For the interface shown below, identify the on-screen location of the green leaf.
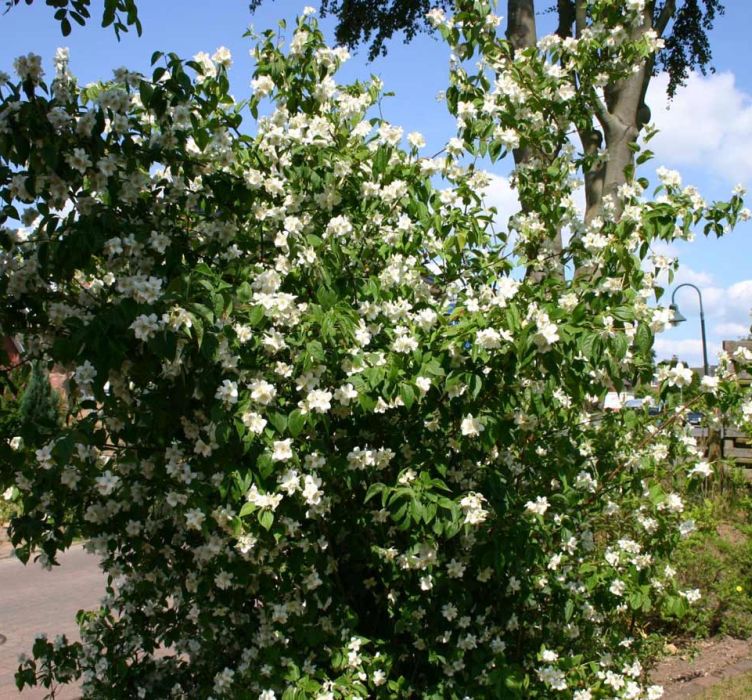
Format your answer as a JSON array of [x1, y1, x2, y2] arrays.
[[257, 454, 274, 479], [268, 411, 287, 434], [287, 409, 306, 438], [364, 482, 384, 504], [258, 510, 274, 530], [239, 502, 256, 517], [399, 383, 415, 409]]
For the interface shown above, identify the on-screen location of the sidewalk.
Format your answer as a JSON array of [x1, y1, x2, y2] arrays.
[[0, 544, 103, 698]]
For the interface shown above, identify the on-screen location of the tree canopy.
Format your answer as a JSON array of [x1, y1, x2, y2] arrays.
[[3, 0, 140, 37]]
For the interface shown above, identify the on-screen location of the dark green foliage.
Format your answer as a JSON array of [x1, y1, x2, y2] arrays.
[[2, 0, 141, 38], [656, 0, 726, 97], [17, 361, 62, 436]]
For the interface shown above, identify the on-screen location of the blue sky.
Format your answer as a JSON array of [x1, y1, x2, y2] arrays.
[[2, 1, 751, 368]]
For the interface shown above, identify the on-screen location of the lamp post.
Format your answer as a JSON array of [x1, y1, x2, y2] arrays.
[[669, 283, 709, 376]]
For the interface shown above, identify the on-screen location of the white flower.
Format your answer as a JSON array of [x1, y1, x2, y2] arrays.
[[665, 493, 684, 513], [407, 131, 425, 149], [66, 147, 92, 174], [415, 376, 432, 394], [537, 666, 567, 690], [185, 508, 206, 530], [272, 439, 293, 462], [656, 166, 682, 188], [426, 7, 446, 28], [604, 671, 625, 690], [525, 496, 549, 516], [460, 414, 484, 437], [476, 328, 502, 349], [667, 363, 693, 388], [130, 313, 162, 341], [459, 492, 489, 525], [302, 474, 323, 505], [305, 389, 332, 414], [246, 485, 283, 511], [334, 383, 358, 405], [650, 307, 673, 333], [609, 579, 626, 596], [14, 52, 44, 83], [241, 411, 267, 434], [378, 122, 403, 146], [249, 379, 277, 405], [680, 588, 701, 604], [212, 46, 232, 68], [9, 436, 23, 451], [215, 379, 238, 405], [398, 469, 416, 485], [574, 471, 597, 492], [442, 602, 458, 620], [303, 569, 322, 590], [278, 469, 300, 495], [495, 127, 520, 150], [251, 75, 274, 96], [688, 461, 712, 478], [74, 360, 97, 386], [95, 470, 120, 496], [446, 558, 466, 578], [534, 311, 559, 348], [35, 444, 54, 469], [392, 332, 418, 354], [700, 375, 719, 393], [324, 215, 352, 239]]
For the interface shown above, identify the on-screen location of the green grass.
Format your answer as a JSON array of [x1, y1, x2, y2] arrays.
[[668, 483, 752, 641]]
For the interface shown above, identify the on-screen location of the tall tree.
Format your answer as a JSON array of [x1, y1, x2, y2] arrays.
[[16, 360, 62, 436]]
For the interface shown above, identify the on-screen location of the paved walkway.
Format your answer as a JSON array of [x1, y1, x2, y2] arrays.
[[0, 545, 103, 698]]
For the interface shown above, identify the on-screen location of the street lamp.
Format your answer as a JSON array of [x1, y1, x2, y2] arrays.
[[669, 283, 709, 376]]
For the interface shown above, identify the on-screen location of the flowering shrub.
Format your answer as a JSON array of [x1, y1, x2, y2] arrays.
[[1, 2, 751, 698]]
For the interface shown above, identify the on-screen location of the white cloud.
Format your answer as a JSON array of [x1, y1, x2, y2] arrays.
[[647, 71, 752, 186], [673, 265, 714, 288], [481, 173, 519, 229], [654, 338, 721, 366], [656, 277, 752, 367], [714, 322, 749, 338]]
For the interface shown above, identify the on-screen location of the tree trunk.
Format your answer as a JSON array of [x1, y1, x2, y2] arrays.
[[507, 1, 565, 282]]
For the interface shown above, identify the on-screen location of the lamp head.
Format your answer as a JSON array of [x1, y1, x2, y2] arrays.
[[669, 303, 686, 326]]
